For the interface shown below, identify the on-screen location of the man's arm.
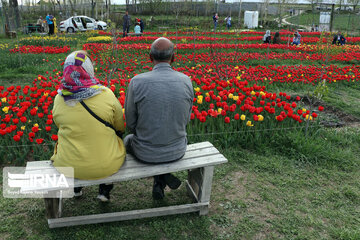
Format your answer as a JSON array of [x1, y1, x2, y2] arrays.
[[125, 81, 137, 133], [113, 96, 125, 133]]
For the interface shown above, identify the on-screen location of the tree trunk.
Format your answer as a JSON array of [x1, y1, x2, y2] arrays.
[[126, 0, 129, 11], [68, 0, 75, 15], [278, 1, 282, 28], [91, 0, 96, 18], [1, 0, 10, 32], [56, 0, 63, 14], [9, 0, 21, 29]]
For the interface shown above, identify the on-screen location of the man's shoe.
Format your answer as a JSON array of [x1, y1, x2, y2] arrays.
[[74, 187, 83, 198], [163, 173, 181, 190], [152, 179, 165, 200], [74, 190, 83, 197]]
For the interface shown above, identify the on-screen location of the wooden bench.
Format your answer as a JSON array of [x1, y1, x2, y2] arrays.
[[5, 24, 17, 39], [126, 32, 143, 37], [21, 141, 227, 228]]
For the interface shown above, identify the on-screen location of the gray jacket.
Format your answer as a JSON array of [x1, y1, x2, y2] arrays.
[[123, 14, 131, 27], [125, 63, 194, 163]]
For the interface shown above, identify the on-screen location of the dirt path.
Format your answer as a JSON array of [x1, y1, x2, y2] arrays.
[[274, 14, 312, 31]]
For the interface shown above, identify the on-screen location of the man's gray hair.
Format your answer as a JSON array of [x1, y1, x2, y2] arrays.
[[150, 37, 174, 61]]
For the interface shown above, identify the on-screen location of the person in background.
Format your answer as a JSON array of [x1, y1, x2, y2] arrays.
[[134, 22, 141, 36], [42, 18, 48, 33], [124, 38, 194, 200], [263, 30, 271, 44], [332, 31, 346, 45], [292, 31, 301, 45], [123, 11, 131, 37], [315, 25, 319, 32], [51, 50, 126, 202], [53, 17, 57, 34], [137, 18, 144, 33], [226, 16, 231, 30], [36, 16, 43, 32], [213, 13, 219, 31], [273, 32, 281, 44], [46, 13, 54, 35]]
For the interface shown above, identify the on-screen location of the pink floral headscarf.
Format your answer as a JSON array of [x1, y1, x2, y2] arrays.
[[58, 51, 104, 103]]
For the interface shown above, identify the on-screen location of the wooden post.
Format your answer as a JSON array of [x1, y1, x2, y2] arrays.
[[238, 0, 242, 28], [198, 166, 214, 215], [44, 198, 61, 219], [187, 166, 214, 215], [330, 4, 335, 32], [44, 191, 63, 219]]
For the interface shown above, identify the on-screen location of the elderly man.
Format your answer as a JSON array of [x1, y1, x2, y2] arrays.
[[124, 38, 194, 200], [123, 11, 131, 37]]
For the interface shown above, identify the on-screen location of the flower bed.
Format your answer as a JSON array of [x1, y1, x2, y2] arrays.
[[9, 45, 71, 54]]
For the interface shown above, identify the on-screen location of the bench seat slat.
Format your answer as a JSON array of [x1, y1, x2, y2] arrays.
[[74, 154, 227, 187], [119, 146, 220, 169], [23, 145, 221, 174]]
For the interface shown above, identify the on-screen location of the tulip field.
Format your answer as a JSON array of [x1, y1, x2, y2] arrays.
[[0, 30, 360, 239], [1, 30, 359, 164]]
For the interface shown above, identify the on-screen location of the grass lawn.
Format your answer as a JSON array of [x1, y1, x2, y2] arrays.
[[1, 126, 359, 240], [287, 12, 360, 33]]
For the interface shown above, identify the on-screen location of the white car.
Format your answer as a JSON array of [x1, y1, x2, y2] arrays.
[[59, 16, 107, 33]]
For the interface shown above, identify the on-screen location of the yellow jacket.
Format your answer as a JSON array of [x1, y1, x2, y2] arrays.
[[51, 87, 126, 180]]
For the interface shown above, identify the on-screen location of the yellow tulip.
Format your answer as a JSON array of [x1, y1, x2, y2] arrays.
[[1, 97, 6, 102], [246, 121, 254, 127], [258, 115, 264, 121], [2, 107, 9, 113], [240, 115, 246, 121]]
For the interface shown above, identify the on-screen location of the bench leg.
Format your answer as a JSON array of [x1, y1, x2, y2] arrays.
[[187, 166, 214, 215], [44, 191, 63, 219]]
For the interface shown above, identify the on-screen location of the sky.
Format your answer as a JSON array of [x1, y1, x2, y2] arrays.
[[0, 0, 344, 8]]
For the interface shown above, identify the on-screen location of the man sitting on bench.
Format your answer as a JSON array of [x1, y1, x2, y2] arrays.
[[124, 37, 194, 200]]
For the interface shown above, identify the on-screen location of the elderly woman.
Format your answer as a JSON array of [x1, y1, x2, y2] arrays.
[[51, 50, 126, 202], [263, 30, 271, 44]]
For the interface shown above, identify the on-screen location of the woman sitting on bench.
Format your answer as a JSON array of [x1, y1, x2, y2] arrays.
[[51, 50, 126, 202]]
